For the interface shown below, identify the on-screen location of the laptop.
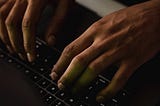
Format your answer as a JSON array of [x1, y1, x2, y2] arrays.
[[0, 1, 159, 106]]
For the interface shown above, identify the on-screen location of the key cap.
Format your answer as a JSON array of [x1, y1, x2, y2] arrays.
[[76, 102, 88, 106], [55, 91, 68, 100], [38, 88, 47, 97], [38, 67, 47, 74], [0, 53, 5, 59], [38, 78, 50, 88], [44, 71, 52, 80], [43, 94, 56, 104], [30, 73, 42, 82], [46, 84, 59, 94], [64, 97, 77, 105], [22, 69, 32, 76], [51, 99, 66, 106]]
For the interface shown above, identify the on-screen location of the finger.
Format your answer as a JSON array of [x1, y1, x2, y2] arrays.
[[57, 41, 110, 90], [0, 0, 15, 53], [22, 0, 46, 62], [5, 0, 27, 60], [0, 0, 7, 7], [45, 0, 75, 46], [96, 61, 136, 102], [72, 47, 124, 93], [50, 33, 94, 80], [50, 20, 111, 80]]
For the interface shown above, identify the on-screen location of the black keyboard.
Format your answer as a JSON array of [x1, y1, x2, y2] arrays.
[[0, 38, 128, 106]]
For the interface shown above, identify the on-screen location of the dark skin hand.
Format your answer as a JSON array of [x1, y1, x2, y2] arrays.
[[50, 0, 160, 102], [0, 0, 75, 62]]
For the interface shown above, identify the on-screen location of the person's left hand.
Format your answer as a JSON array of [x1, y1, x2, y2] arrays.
[[50, 0, 160, 102], [0, 0, 74, 62]]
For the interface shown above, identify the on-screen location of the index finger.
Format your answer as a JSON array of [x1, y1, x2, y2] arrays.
[[22, 0, 46, 62]]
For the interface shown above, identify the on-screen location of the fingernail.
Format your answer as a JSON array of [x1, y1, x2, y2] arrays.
[[51, 65, 56, 72], [96, 96, 104, 102], [47, 35, 56, 46], [6, 45, 14, 54], [27, 53, 35, 62], [50, 72, 58, 80], [58, 82, 65, 90]]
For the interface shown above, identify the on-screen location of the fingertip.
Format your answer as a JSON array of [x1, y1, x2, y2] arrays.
[[96, 92, 112, 103], [58, 82, 65, 90], [50, 72, 58, 80], [96, 87, 115, 103], [27, 52, 36, 62]]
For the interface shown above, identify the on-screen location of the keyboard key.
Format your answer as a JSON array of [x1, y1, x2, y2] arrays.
[[16, 64, 23, 69], [38, 88, 47, 97], [38, 78, 50, 88], [23, 69, 32, 76], [51, 99, 65, 106], [7, 58, 14, 63], [98, 103, 108, 106], [30, 73, 42, 82], [55, 91, 68, 100], [76, 102, 88, 106], [43, 94, 56, 104], [64, 97, 77, 105], [46, 84, 59, 94], [107, 101, 118, 106], [44, 71, 52, 80], [113, 91, 128, 105], [38, 67, 47, 74], [0, 53, 5, 58], [43, 56, 58, 68]]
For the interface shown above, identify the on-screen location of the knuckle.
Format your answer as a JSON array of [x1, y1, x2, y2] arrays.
[[91, 21, 103, 31], [62, 44, 77, 58], [22, 19, 33, 29], [73, 55, 86, 65], [5, 17, 15, 28], [89, 61, 102, 73]]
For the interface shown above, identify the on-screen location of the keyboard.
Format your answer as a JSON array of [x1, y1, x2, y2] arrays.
[[0, 38, 128, 106]]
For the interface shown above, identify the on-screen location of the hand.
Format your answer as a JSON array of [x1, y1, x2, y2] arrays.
[[0, 0, 74, 62], [50, 0, 160, 102]]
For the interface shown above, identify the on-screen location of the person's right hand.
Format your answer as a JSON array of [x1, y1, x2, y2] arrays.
[[50, 0, 160, 102], [0, 0, 74, 62]]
